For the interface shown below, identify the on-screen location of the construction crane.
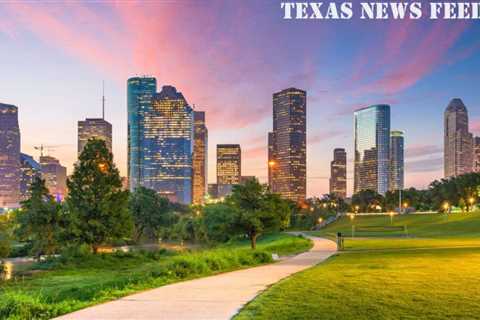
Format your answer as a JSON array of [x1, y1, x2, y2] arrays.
[[33, 144, 69, 157]]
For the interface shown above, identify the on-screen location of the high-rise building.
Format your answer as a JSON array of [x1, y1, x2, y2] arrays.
[[444, 98, 474, 178], [19, 153, 41, 201], [217, 144, 241, 185], [0, 103, 21, 209], [141, 85, 194, 204], [329, 148, 347, 198], [192, 111, 208, 205], [127, 76, 157, 191], [78, 118, 112, 156], [208, 183, 219, 199], [354, 104, 390, 195], [268, 132, 275, 187], [474, 137, 480, 173], [389, 130, 404, 191], [240, 176, 256, 184], [40, 155, 67, 201], [269, 88, 306, 203]]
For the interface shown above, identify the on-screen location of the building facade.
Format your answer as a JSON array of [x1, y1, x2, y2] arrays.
[[192, 111, 208, 205], [142, 86, 194, 204], [474, 137, 480, 173], [0, 103, 21, 208], [329, 148, 347, 198], [389, 130, 404, 191], [354, 104, 391, 195], [217, 144, 241, 185], [20, 153, 42, 201], [127, 76, 157, 191], [269, 88, 306, 203], [78, 118, 112, 157], [40, 155, 67, 201], [268, 132, 275, 187], [444, 98, 474, 178], [240, 176, 256, 184]]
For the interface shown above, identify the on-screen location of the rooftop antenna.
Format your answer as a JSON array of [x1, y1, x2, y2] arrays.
[[102, 80, 105, 120]]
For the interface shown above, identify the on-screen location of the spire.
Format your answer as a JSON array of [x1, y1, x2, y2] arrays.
[[102, 80, 105, 120]]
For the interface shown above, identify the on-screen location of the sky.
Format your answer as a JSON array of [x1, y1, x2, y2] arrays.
[[0, 1, 479, 197]]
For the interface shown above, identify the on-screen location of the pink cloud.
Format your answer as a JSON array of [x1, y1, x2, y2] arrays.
[[350, 20, 469, 97], [1, 2, 279, 130], [4, 2, 129, 79], [308, 130, 345, 144], [406, 144, 443, 159], [243, 145, 266, 159], [471, 118, 480, 135], [374, 22, 467, 94]]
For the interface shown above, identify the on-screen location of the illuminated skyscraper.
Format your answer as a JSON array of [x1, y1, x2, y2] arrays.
[[268, 132, 275, 187], [217, 144, 241, 185], [40, 155, 67, 201], [0, 103, 20, 208], [329, 148, 347, 198], [270, 88, 306, 203], [240, 176, 256, 184], [389, 130, 404, 191], [127, 76, 157, 191], [19, 153, 41, 201], [192, 111, 208, 205], [444, 98, 474, 178], [474, 137, 480, 173], [78, 118, 112, 157], [142, 86, 194, 204], [354, 104, 390, 195]]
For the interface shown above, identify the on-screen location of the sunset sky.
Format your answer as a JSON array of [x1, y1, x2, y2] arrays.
[[1, 1, 479, 197]]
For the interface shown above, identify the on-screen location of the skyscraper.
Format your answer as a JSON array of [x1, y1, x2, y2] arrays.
[[269, 88, 306, 203], [78, 118, 112, 156], [389, 130, 404, 191], [40, 155, 67, 201], [354, 104, 390, 195], [0, 103, 20, 208], [127, 76, 157, 191], [19, 153, 41, 201], [142, 85, 194, 204], [474, 137, 480, 173], [329, 148, 347, 198], [192, 111, 208, 205], [444, 98, 474, 178], [217, 144, 241, 185], [268, 132, 275, 187]]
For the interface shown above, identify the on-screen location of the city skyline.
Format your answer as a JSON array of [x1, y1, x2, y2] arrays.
[[1, 2, 480, 197]]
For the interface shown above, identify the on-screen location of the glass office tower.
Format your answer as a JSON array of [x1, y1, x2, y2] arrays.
[[20, 153, 42, 201], [389, 130, 404, 191], [475, 137, 480, 173], [127, 76, 157, 191], [143, 86, 194, 204], [329, 148, 347, 198], [40, 155, 67, 201], [270, 88, 307, 203], [354, 104, 390, 195], [0, 103, 21, 209], [192, 111, 208, 205], [78, 118, 112, 157], [444, 98, 474, 178], [217, 144, 241, 185]]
